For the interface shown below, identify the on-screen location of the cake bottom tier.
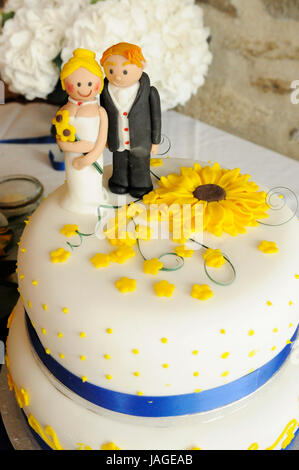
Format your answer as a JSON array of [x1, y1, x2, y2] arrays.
[[6, 300, 299, 450]]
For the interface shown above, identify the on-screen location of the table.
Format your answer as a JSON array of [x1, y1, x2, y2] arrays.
[[0, 102, 298, 450]]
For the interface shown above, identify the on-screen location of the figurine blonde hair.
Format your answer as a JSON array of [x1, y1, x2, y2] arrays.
[[100, 42, 146, 68], [60, 48, 104, 92]]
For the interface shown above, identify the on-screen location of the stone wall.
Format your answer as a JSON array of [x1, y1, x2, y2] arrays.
[[177, 0, 299, 161]]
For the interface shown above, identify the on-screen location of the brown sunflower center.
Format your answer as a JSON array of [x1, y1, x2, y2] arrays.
[[193, 184, 226, 202]]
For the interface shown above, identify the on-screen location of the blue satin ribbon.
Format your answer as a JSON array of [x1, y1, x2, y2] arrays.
[[0, 135, 55, 144], [25, 311, 298, 418]]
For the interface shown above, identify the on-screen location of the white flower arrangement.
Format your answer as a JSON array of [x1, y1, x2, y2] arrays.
[[0, 0, 212, 109]]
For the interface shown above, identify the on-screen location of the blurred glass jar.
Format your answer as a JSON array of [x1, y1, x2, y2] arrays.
[[0, 175, 44, 219]]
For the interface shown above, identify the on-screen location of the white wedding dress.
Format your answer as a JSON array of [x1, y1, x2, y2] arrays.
[[61, 114, 105, 215]]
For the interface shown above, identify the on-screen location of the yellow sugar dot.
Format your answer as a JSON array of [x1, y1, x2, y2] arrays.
[[27, 301, 32, 308], [57, 332, 63, 338], [194, 389, 202, 393], [106, 375, 112, 380], [32, 280, 38, 286], [162, 363, 169, 369], [192, 350, 199, 355], [266, 301, 272, 306], [165, 384, 171, 387], [193, 371, 199, 377], [42, 304, 48, 311], [221, 371, 229, 377], [286, 339, 292, 345], [19, 274, 24, 280], [45, 348, 51, 355], [132, 349, 139, 355], [295, 274, 299, 279], [41, 328, 46, 335], [248, 368, 255, 374], [289, 301, 293, 306], [221, 352, 230, 359], [137, 391, 143, 396], [106, 328, 113, 334], [248, 350, 256, 357], [220, 329, 226, 335], [59, 353, 65, 359], [80, 356, 86, 361], [82, 376, 87, 383], [80, 332, 86, 338], [273, 328, 278, 333], [62, 307, 69, 314], [161, 337, 168, 344], [248, 329, 254, 336], [289, 323, 293, 328], [134, 371, 140, 377], [271, 346, 276, 351], [104, 354, 111, 360], [21, 248, 26, 253]]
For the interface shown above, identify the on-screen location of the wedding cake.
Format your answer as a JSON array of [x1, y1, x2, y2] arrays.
[[5, 156, 299, 450]]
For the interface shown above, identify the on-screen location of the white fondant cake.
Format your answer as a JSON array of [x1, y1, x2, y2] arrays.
[[6, 158, 299, 450]]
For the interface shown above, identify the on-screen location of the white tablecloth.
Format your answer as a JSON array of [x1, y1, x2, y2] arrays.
[[0, 102, 298, 199]]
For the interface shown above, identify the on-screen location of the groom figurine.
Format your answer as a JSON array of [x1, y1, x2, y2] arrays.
[[100, 42, 161, 198]]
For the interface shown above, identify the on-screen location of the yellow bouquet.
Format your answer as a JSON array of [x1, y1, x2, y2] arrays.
[[52, 110, 76, 142]]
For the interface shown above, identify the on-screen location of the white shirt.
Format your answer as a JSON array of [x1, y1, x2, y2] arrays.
[[108, 82, 140, 152]]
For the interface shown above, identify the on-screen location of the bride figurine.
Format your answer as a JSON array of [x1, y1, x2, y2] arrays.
[[52, 48, 108, 215]]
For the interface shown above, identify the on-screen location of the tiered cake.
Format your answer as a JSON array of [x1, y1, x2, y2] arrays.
[[5, 158, 299, 450]]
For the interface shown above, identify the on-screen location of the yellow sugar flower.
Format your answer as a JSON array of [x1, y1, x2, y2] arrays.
[[174, 245, 194, 258], [143, 258, 164, 275], [154, 280, 175, 298], [110, 245, 136, 264], [135, 224, 152, 241], [115, 277, 137, 293], [108, 231, 137, 247], [52, 110, 76, 142], [90, 253, 110, 268], [126, 202, 147, 219], [143, 163, 269, 237], [191, 284, 214, 301], [203, 248, 225, 268], [50, 248, 71, 264], [258, 240, 279, 254], [60, 224, 79, 237], [101, 442, 121, 450], [150, 158, 163, 167]]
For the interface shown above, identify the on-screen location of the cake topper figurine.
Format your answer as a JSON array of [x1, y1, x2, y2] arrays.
[[100, 42, 161, 198], [52, 48, 108, 214]]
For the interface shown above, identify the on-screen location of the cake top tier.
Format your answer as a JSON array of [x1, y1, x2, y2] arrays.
[[17, 158, 299, 396]]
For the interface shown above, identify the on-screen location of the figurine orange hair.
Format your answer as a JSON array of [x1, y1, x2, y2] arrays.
[[100, 42, 146, 68]]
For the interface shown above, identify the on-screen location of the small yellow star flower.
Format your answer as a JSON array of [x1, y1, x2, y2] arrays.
[[115, 277, 137, 293], [191, 284, 213, 301], [154, 280, 175, 298], [203, 248, 225, 268], [126, 202, 147, 219], [150, 158, 163, 167], [135, 224, 152, 241], [108, 231, 137, 247], [174, 245, 194, 258], [60, 224, 79, 237], [143, 258, 163, 275], [50, 248, 71, 264], [258, 240, 279, 254], [110, 245, 136, 264], [90, 253, 110, 269], [101, 442, 121, 450]]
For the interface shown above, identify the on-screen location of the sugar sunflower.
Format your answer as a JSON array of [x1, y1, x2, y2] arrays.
[[143, 163, 269, 237]]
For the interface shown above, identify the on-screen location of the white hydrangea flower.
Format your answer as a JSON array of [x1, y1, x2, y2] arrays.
[[0, 0, 90, 99], [62, 0, 212, 110]]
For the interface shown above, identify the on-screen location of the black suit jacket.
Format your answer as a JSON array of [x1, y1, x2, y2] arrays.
[[100, 73, 161, 158]]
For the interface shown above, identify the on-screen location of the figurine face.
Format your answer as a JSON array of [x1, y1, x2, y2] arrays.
[[103, 54, 144, 88], [64, 67, 102, 101]]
